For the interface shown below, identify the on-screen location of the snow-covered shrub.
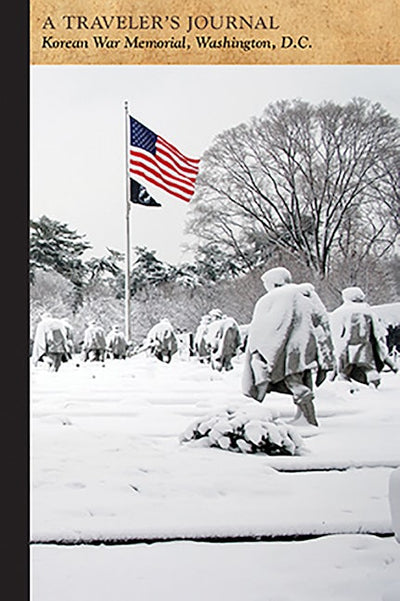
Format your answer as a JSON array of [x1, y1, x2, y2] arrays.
[[180, 405, 304, 456]]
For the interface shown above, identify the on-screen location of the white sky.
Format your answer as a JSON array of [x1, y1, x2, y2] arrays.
[[30, 65, 400, 264]]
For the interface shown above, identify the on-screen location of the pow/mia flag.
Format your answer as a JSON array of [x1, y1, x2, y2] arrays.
[[130, 178, 162, 207]]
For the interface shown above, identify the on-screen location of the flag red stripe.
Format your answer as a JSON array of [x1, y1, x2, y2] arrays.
[[129, 168, 191, 202], [129, 150, 195, 193], [129, 161, 194, 198], [130, 148, 196, 185], [158, 136, 200, 167], [157, 144, 199, 176], [156, 144, 199, 179], [157, 143, 200, 175], [129, 155, 195, 196], [155, 150, 197, 182], [129, 157, 195, 196]]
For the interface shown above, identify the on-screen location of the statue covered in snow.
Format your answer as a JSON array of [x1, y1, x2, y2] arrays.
[[297, 282, 336, 387], [330, 287, 398, 388], [82, 319, 106, 362], [144, 318, 178, 363], [62, 318, 75, 357], [193, 309, 221, 362], [193, 313, 213, 363], [203, 313, 242, 372], [238, 323, 250, 353], [242, 267, 335, 427], [106, 325, 128, 359], [32, 312, 72, 372]]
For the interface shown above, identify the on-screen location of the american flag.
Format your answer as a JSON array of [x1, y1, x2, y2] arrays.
[[128, 116, 200, 203]]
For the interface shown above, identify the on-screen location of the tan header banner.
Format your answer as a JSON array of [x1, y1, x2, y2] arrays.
[[31, 0, 399, 65]]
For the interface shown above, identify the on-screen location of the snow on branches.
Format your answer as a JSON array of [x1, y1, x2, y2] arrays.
[[180, 404, 304, 456]]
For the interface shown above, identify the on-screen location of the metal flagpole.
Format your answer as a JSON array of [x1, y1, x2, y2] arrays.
[[124, 100, 131, 341]]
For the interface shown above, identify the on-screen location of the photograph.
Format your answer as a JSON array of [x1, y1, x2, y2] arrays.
[[29, 57, 400, 601]]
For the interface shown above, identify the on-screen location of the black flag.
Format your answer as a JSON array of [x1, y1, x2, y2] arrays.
[[130, 178, 162, 207]]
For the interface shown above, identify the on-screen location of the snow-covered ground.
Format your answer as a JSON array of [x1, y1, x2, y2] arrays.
[[30, 352, 400, 599]]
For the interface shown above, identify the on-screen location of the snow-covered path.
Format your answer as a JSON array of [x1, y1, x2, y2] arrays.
[[30, 353, 400, 600], [31, 536, 400, 601], [30, 354, 400, 542]]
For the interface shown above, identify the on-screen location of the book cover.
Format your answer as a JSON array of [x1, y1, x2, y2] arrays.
[[30, 2, 400, 599]]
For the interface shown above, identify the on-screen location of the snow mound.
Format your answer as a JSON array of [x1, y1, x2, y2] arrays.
[[180, 405, 304, 456]]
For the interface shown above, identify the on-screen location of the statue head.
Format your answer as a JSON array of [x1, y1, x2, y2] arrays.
[[261, 267, 292, 292]]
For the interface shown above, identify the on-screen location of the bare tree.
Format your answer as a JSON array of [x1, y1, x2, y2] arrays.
[[187, 98, 400, 280]]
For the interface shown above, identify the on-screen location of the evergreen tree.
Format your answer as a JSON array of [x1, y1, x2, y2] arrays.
[[130, 247, 173, 295], [194, 244, 242, 281], [30, 215, 92, 311], [170, 262, 202, 288], [85, 248, 124, 283]]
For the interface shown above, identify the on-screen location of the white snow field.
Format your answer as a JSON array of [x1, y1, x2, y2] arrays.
[[30, 352, 400, 600]]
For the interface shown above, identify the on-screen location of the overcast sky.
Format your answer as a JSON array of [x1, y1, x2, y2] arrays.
[[30, 65, 400, 265]]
